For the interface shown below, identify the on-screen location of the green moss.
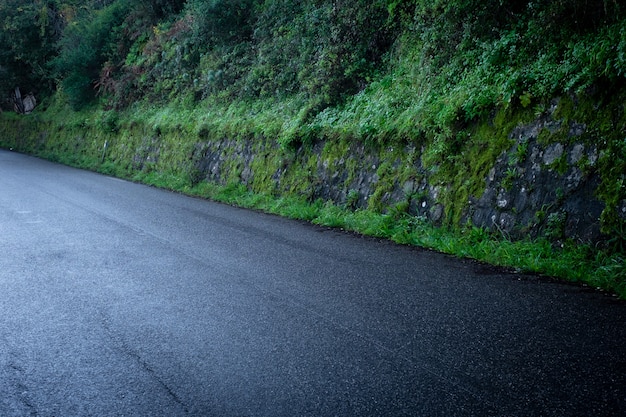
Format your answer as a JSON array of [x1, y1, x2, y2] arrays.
[[556, 153, 570, 175], [279, 147, 320, 200], [345, 189, 360, 210], [561, 93, 626, 240], [249, 149, 283, 194], [427, 108, 516, 226], [536, 128, 552, 146], [553, 96, 575, 126]]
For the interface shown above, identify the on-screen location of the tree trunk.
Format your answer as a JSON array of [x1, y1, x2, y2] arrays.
[[12, 87, 36, 114]]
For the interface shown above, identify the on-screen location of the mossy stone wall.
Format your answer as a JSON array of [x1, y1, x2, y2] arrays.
[[1, 96, 623, 246]]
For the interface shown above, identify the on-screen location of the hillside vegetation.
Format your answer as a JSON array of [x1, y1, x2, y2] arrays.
[[1, 0, 625, 296], [4, 1, 625, 123]]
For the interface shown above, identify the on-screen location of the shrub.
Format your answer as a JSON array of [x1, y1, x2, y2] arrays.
[[51, 0, 132, 109]]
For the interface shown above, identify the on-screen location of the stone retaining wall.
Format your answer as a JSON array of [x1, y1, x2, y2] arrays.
[[189, 101, 616, 244]]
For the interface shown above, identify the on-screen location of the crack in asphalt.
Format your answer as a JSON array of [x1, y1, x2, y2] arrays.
[[2, 352, 38, 417], [97, 312, 190, 414]]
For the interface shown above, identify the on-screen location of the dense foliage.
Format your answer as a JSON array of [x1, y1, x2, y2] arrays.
[[2, 1, 623, 113], [0, 0, 61, 98], [0, 0, 622, 139]]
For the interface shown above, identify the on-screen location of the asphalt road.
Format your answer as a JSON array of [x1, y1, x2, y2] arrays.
[[1, 149, 625, 416]]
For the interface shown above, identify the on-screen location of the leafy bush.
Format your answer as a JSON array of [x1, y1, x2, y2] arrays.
[[245, 0, 393, 106], [51, 0, 132, 109], [131, 0, 186, 22], [0, 0, 61, 99], [186, 0, 255, 48]]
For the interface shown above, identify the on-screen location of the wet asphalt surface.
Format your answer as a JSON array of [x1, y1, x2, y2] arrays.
[[1, 149, 625, 416]]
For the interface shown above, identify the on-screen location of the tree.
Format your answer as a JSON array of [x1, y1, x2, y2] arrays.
[[51, 0, 131, 109], [247, 0, 391, 105], [0, 0, 61, 106]]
